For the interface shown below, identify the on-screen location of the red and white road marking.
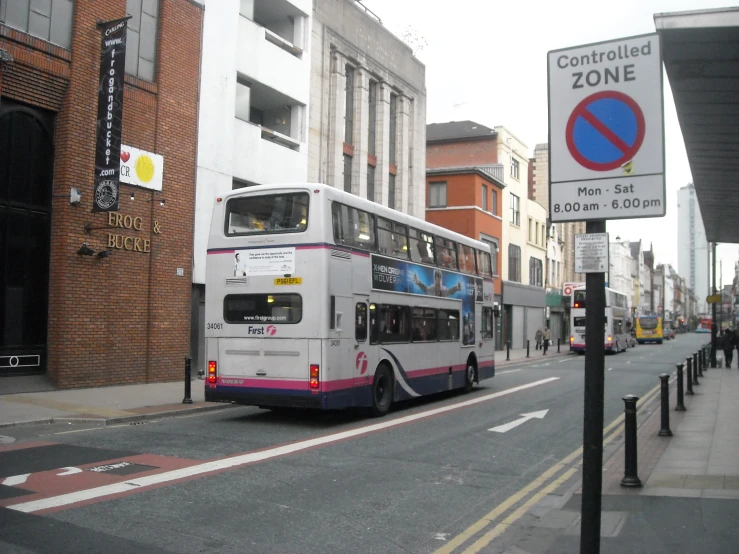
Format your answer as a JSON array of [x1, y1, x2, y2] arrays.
[[6, 377, 559, 514]]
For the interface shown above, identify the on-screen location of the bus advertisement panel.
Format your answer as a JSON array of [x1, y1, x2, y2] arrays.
[[371, 254, 483, 346]]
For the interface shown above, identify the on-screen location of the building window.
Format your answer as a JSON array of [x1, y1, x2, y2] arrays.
[[343, 155, 352, 193], [482, 184, 488, 212], [126, 0, 160, 82], [508, 244, 521, 283], [368, 80, 377, 156], [0, 0, 73, 49], [429, 181, 447, 208], [389, 93, 398, 165], [510, 193, 520, 226], [511, 157, 520, 180], [491, 190, 497, 216], [529, 257, 543, 287], [344, 64, 354, 145], [528, 218, 534, 242], [367, 165, 375, 202], [235, 76, 251, 122], [388, 173, 396, 210], [481, 237, 499, 276]]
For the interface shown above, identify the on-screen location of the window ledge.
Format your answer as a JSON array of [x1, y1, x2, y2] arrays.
[[0, 23, 71, 61], [125, 73, 158, 94], [264, 28, 303, 58], [260, 126, 300, 151]]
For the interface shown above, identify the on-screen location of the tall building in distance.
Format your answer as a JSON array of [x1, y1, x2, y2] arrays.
[[677, 183, 709, 314]]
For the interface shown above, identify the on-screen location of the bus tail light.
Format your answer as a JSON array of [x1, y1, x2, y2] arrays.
[[208, 361, 217, 384], [607, 336, 612, 342], [310, 364, 319, 389], [570, 336, 574, 343]]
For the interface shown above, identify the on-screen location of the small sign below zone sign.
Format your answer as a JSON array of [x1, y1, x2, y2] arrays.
[[274, 277, 302, 286]]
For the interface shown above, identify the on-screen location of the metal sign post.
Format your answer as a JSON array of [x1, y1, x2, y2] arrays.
[[548, 32, 665, 554]]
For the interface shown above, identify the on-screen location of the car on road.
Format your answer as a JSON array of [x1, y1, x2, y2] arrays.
[[627, 332, 637, 348], [664, 327, 675, 340]]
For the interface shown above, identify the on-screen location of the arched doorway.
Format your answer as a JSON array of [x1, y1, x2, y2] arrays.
[[0, 102, 54, 376]]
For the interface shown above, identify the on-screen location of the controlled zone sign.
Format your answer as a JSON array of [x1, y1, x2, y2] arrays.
[[548, 33, 665, 222]]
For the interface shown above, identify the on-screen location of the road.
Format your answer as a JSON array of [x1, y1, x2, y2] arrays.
[[0, 334, 708, 554]]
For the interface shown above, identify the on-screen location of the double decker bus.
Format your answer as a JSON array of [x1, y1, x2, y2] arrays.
[[569, 286, 630, 354], [203, 183, 496, 417], [696, 316, 712, 333], [636, 315, 663, 344]]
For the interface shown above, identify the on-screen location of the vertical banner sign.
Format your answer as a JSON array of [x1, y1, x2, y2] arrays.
[[92, 18, 129, 213]]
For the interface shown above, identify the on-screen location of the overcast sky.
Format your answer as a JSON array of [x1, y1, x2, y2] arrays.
[[364, 0, 738, 290]]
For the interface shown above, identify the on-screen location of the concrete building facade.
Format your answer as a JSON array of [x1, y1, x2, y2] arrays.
[[307, 0, 426, 218]]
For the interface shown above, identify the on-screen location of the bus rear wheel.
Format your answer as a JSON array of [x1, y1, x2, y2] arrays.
[[370, 364, 394, 418], [464, 359, 476, 392]]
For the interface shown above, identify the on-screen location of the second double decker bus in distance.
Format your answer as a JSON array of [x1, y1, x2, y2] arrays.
[[204, 183, 496, 417], [570, 286, 630, 354], [696, 316, 712, 333], [636, 315, 663, 344]]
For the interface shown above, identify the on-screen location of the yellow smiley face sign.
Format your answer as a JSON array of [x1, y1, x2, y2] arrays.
[[119, 145, 163, 191]]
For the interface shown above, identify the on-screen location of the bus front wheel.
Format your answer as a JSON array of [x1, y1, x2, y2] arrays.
[[370, 364, 394, 418]]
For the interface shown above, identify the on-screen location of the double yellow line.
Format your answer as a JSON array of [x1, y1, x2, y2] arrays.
[[435, 379, 665, 554]]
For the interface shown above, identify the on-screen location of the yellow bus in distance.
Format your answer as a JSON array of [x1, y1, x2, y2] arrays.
[[636, 316, 663, 344]]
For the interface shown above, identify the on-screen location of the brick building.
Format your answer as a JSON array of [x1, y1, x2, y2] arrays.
[[0, 0, 203, 388], [427, 121, 547, 350]]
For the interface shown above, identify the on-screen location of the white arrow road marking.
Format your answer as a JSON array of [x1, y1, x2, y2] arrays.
[[607, 367, 613, 371], [488, 409, 549, 433], [56, 467, 82, 476], [2, 474, 30, 486]]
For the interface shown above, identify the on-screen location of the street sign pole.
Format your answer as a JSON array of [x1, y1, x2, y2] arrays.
[[581, 220, 606, 553], [548, 32, 665, 554]]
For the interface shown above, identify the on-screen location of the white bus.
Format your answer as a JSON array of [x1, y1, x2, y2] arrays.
[[569, 286, 630, 354], [204, 183, 496, 416]]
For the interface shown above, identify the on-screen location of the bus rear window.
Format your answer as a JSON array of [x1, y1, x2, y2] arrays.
[[225, 193, 309, 235], [573, 290, 586, 308], [639, 318, 658, 330], [224, 294, 302, 324], [573, 317, 586, 327]]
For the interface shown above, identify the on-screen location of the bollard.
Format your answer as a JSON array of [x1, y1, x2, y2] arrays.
[[692, 354, 700, 386], [703, 346, 709, 371], [696, 352, 703, 378], [557, 338, 561, 353], [183, 357, 193, 404], [506, 341, 510, 361], [658, 374, 672, 437], [675, 363, 686, 411], [620, 394, 643, 488], [526, 339, 530, 358], [685, 358, 694, 395]]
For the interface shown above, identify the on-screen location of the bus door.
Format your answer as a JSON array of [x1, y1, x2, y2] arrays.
[[354, 298, 376, 400]]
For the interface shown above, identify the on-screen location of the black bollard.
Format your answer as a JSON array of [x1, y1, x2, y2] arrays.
[[695, 352, 703, 378], [703, 346, 709, 371], [183, 357, 193, 404], [675, 363, 686, 412], [692, 354, 700, 386], [557, 338, 561, 353], [527, 339, 530, 358], [506, 341, 510, 361], [686, 358, 694, 395], [658, 374, 672, 437], [620, 394, 643, 488]]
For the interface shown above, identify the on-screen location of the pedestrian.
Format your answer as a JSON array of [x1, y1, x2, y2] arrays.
[[543, 327, 552, 355], [734, 328, 739, 369], [721, 328, 734, 368], [535, 328, 543, 350]]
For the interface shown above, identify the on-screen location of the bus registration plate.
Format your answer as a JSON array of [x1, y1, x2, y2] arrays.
[[274, 277, 302, 285]]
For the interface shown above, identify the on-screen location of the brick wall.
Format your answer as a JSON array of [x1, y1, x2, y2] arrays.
[[1, 1, 202, 388], [426, 139, 498, 168]]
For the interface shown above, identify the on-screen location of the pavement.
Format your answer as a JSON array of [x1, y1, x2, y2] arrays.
[[0, 377, 229, 428], [482, 344, 739, 554]]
